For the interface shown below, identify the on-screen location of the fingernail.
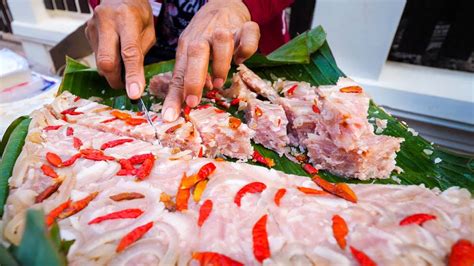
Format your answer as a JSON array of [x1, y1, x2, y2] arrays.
[[213, 78, 224, 88], [127, 83, 141, 99], [163, 108, 176, 122], [186, 95, 199, 107]]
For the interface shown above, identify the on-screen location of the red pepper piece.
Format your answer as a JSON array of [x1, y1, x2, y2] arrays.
[[302, 163, 318, 175], [448, 239, 474, 266], [230, 98, 240, 106], [165, 124, 182, 134], [197, 199, 213, 227], [350, 246, 377, 266], [312, 176, 357, 203], [58, 192, 98, 219], [183, 105, 191, 116], [35, 181, 62, 203], [198, 147, 204, 158], [61, 154, 81, 167], [73, 137, 83, 150], [176, 173, 191, 211], [45, 200, 71, 226], [46, 152, 63, 167], [88, 208, 143, 225], [43, 125, 62, 131], [151, 115, 158, 122], [101, 117, 118, 124], [119, 159, 134, 170], [66, 127, 74, 136], [192, 252, 243, 266], [111, 110, 132, 120], [197, 162, 216, 180], [61, 107, 83, 116], [197, 104, 212, 110], [287, 84, 298, 96], [128, 153, 154, 164], [295, 154, 308, 162], [340, 86, 363, 93], [228, 117, 242, 129], [297, 186, 329, 195], [116, 222, 154, 253], [41, 164, 58, 179], [125, 117, 147, 126], [73, 96, 81, 102], [206, 89, 219, 99], [109, 192, 145, 202], [252, 214, 270, 263], [254, 106, 263, 117], [116, 169, 136, 176], [214, 108, 225, 114], [100, 139, 134, 150], [332, 214, 349, 249], [399, 213, 437, 226], [234, 182, 267, 207], [274, 188, 286, 207], [80, 149, 115, 161], [136, 111, 144, 116], [312, 104, 321, 114], [136, 157, 155, 180], [252, 151, 274, 168]]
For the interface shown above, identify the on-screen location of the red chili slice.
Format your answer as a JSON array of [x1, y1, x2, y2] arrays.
[[228, 117, 242, 129], [73, 137, 83, 150], [399, 213, 437, 226], [230, 98, 240, 106], [111, 110, 132, 120], [35, 181, 62, 203], [252, 151, 275, 168], [136, 157, 155, 180], [340, 86, 363, 93], [302, 163, 318, 175], [287, 84, 298, 96], [252, 214, 270, 263], [116, 222, 154, 253], [43, 125, 62, 131], [100, 139, 134, 150], [197, 104, 212, 110], [312, 176, 358, 203], [61, 107, 83, 116], [80, 149, 115, 161], [73, 96, 81, 102], [46, 152, 63, 167], [128, 153, 154, 164], [58, 192, 98, 219], [109, 192, 145, 201], [206, 89, 219, 99], [197, 162, 217, 180], [297, 186, 329, 195], [234, 182, 267, 207], [165, 124, 182, 134], [176, 173, 191, 211], [197, 199, 213, 227], [332, 214, 349, 249], [45, 200, 71, 226], [41, 164, 58, 179], [192, 252, 243, 266], [198, 147, 204, 158], [125, 117, 147, 126], [274, 188, 286, 207], [136, 111, 144, 116], [312, 104, 321, 114], [254, 106, 263, 117], [66, 127, 74, 136], [61, 154, 81, 167], [214, 108, 225, 114], [119, 159, 134, 170], [88, 208, 143, 225], [448, 239, 474, 266], [350, 246, 377, 266]]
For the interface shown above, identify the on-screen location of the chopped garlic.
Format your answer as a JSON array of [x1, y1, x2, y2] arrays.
[[423, 149, 433, 155], [407, 128, 419, 136], [375, 127, 384, 134], [101, 89, 106, 94], [375, 118, 388, 129], [394, 166, 404, 174], [434, 158, 442, 164], [391, 175, 402, 184]]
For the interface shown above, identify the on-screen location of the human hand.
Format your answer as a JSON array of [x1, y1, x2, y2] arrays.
[[162, 0, 260, 122], [85, 0, 156, 99]]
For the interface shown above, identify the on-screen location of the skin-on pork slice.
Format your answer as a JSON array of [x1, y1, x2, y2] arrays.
[[189, 106, 255, 160], [48, 92, 202, 155], [245, 98, 290, 156]]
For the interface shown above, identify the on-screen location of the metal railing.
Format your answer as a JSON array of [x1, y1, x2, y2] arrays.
[[0, 0, 12, 33], [43, 0, 91, 14]]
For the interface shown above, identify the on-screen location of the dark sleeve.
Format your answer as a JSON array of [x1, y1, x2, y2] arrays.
[[242, 0, 294, 25]]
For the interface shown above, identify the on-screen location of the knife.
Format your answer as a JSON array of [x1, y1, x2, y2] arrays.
[[121, 60, 160, 142]]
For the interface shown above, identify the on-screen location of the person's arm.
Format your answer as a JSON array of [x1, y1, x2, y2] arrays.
[[85, 0, 156, 99], [162, 0, 260, 122]]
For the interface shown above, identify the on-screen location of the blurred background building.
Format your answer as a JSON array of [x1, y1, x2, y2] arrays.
[[1, 0, 473, 153]]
